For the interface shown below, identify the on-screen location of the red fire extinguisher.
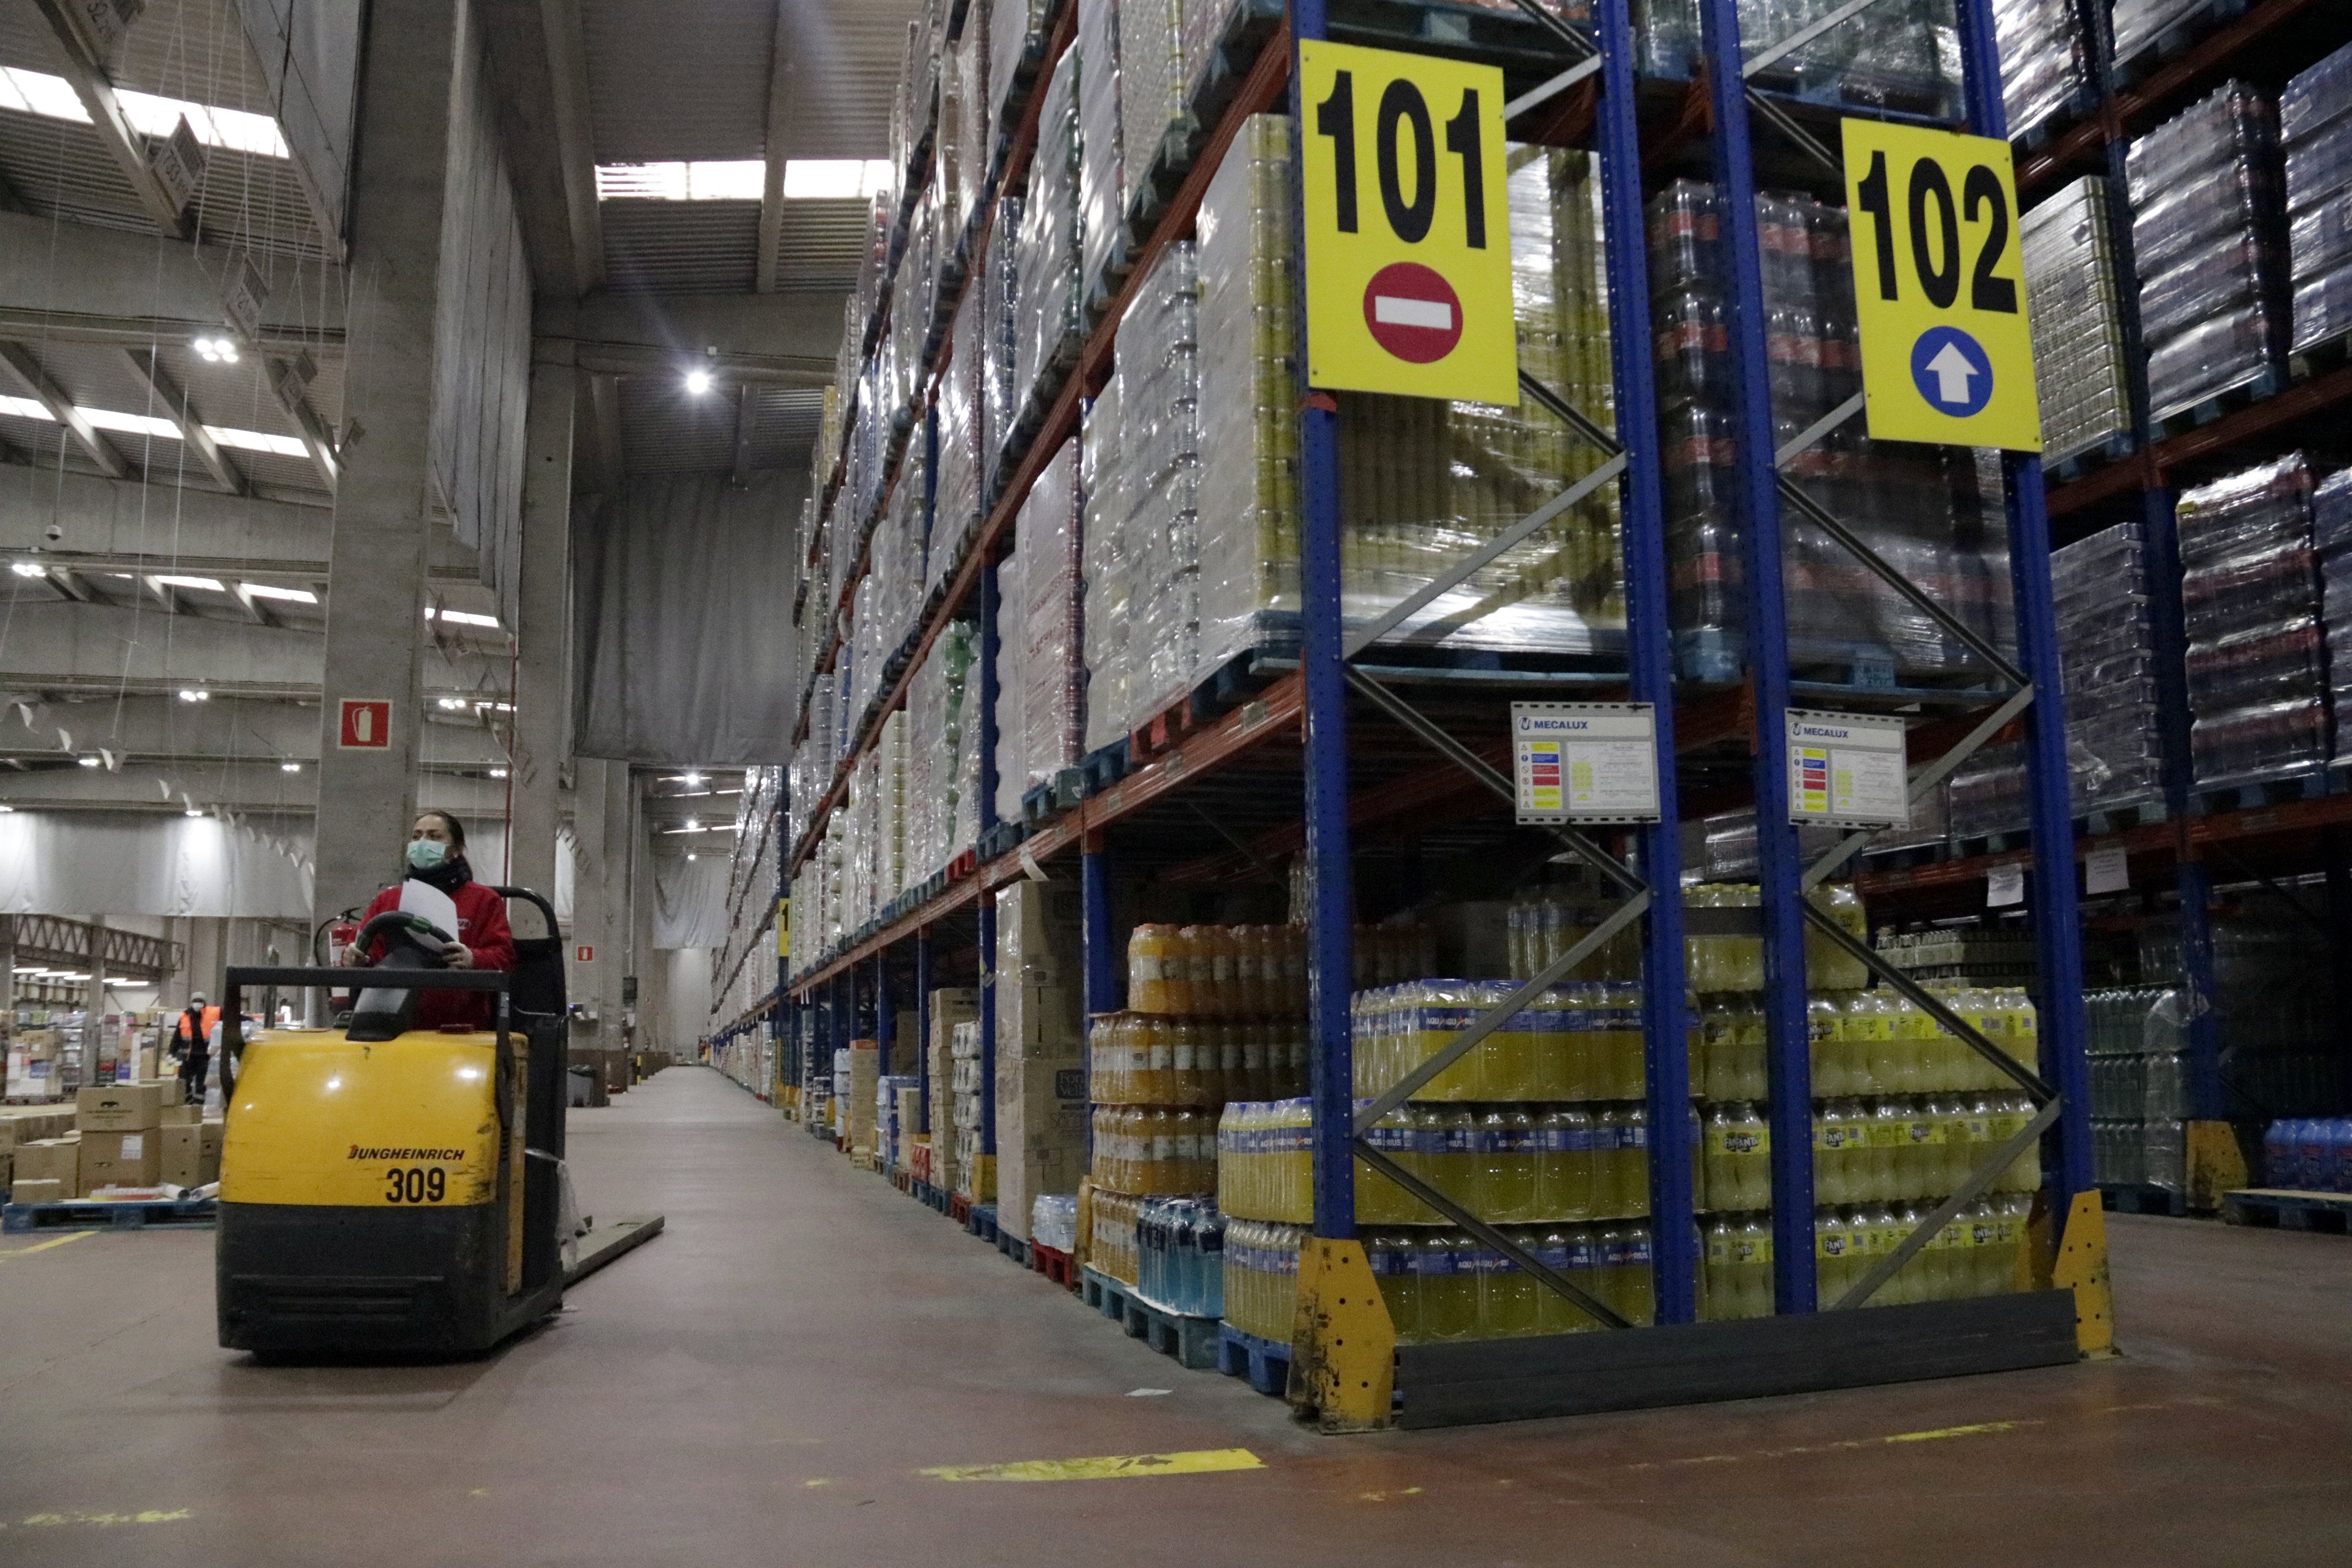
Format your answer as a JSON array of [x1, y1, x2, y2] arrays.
[[319, 908, 363, 969]]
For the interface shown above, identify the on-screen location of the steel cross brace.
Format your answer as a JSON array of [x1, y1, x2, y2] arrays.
[[1800, 683, 2038, 891], [1345, 369, 1626, 657], [1831, 1096, 2065, 1309], [1800, 904, 2057, 1101], [1352, 1140, 1633, 1330]]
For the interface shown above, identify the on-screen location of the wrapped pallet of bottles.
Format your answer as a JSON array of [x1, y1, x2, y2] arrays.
[[2284, 41, 2352, 352], [1648, 177, 2015, 682], [2130, 83, 2291, 425], [1991, 0, 2088, 141], [2320, 471, 2352, 755], [1219, 886, 2040, 1342], [1947, 520, 2166, 835], [1014, 47, 1085, 445], [1086, 922, 1315, 1297], [1075, 0, 1126, 301], [951, 1018, 993, 1200], [1636, 0, 1958, 118], [2176, 455, 2331, 785], [2023, 178, 2130, 465]]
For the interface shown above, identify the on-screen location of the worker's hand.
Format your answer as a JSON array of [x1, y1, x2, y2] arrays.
[[442, 941, 475, 969], [339, 943, 364, 966]]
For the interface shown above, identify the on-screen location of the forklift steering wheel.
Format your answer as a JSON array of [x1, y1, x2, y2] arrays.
[[351, 910, 458, 968]]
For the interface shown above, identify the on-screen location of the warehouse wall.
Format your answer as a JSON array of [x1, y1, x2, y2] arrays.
[[0, 812, 313, 920]]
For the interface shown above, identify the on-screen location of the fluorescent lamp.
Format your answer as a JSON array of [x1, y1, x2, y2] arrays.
[[78, 756, 101, 767], [240, 581, 317, 603], [438, 608, 500, 628]]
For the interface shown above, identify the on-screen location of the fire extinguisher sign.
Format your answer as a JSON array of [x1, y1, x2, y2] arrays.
[[337, 698, 393, 749]]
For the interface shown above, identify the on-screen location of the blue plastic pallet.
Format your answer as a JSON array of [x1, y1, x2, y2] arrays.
[[3, 1196, 217, 1233], [1215, 1324, 1293, 1397], [1081, 1266, 1222, 1370]]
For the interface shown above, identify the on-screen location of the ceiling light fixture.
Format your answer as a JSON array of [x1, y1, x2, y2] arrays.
[[78, 755, 101, 767], [10, 561, 43, 578], [184, 807, 204, 816], [683, 368, 714, 396], [193, 335, 241, 363], [280, 761, 301, 772], [683, 771, 704, 788], [178, 688, 209, 703], [240, 581, 317, 603], [489, 766, 509, 778]]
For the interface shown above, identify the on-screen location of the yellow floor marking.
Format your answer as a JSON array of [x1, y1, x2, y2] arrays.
[[921, 1449, 1265, 1483], [1626, 1420, 2031, 1473], [0, 1232, 92, 1260], [9, 1509, 192, 1528]]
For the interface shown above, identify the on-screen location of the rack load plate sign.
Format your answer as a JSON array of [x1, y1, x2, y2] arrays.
[[1512, 704, 1659, 824], [1786, 710, 1909, 829], [1841, 119, 2041, 451], [1300, 40, 1516, 405]]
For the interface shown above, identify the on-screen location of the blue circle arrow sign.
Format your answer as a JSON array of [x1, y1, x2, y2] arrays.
[[1909, 325, 1995, 418]]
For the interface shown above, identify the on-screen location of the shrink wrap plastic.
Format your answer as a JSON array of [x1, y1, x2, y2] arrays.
[[2176, 455, 2330, 785], [2127, 84, 2290, 424]]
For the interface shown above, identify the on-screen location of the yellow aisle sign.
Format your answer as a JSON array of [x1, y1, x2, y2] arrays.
[[1300, 40, 1516, 404], [1841, 119, 2041, 451]]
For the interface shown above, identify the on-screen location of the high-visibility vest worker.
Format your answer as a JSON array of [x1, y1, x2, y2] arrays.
[[174, 996, 221, 1056]]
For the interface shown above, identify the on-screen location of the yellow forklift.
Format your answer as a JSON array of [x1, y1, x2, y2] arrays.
[[214, 888, 575, 1357]]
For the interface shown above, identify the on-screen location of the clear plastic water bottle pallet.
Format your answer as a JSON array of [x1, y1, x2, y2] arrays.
[[2153, 362, 2291, 441], [2191, 765, 2338, 816], [1021, 768, 1087, 827], [991, 1, 1072, 145], [2046, 431, 2138, 489], [2113, 0, 2256, 89], [2101, 1182, 2191, 1217], [1215, 1324, 1294, 1396], [1033, 1240, 1082, 1289], [997, 1227, 1034, 1268], [1321, 0, 1585, 78], [0, 1197, 216, 1234], [2222, 1187, 2352, 1232], [1081, 1265, 1224, 1371]]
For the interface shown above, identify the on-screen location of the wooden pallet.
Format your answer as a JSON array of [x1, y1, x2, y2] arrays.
[[1081, 1266, 1222, 1370], [2222, 1187, 2352, 1233], [2, 1196, 217, 1233], [1216, 1324, 1294, 1397]]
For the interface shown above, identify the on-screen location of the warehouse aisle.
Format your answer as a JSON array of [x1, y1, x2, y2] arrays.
[[2, 1066, 2349, 1566]]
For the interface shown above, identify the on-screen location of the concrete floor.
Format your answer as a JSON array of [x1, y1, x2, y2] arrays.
[[1, 1067, 2347, 1566]]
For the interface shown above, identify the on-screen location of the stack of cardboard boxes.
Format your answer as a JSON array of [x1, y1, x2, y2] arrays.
[[925, 988, 979, 1191], [994, 881, 1087, 1244], [3, 1082, 222, 1206], [4, 1027, 65, 1099]]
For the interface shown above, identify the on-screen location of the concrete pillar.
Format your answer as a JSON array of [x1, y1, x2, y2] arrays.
[[83, 915, 106, 1084], [567, 760, 633, 1042], [311, 0, 462, 928], [510, 327, 576, 904]]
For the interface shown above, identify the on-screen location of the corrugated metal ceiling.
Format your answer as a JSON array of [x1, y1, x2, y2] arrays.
[[580, 0, 777, 164], [770, 0, 926, 162], [602, 198, 761, 295]]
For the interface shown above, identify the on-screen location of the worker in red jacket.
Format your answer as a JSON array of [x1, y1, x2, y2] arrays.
[[340, 809, 515, 1030]]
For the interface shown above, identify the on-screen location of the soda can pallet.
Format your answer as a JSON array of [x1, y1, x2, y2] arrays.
[[1215, 1325, 1294, 1397], [2, 1196, 217, 1233], [2221, 1188, 2352, 1234], [1080, 1265, 1222, 1371]]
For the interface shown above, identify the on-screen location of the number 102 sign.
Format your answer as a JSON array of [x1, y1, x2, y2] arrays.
[[1300, 40, 1518, 406]]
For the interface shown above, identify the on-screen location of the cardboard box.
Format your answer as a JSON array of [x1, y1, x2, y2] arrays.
[[10, 1177, 62, 1206], [77, 1082, 164, 1133], [846, 1040, 880, 1155], [160, 1124, 206, 1187], [15, 1138, 81, 1197], [925, 988, 980, 1175], [160, 1102, 201, 1126], [81, 1129, 162, 1187], [149, 1076, 183, 1107], [993, 1046, 1088, 1243]]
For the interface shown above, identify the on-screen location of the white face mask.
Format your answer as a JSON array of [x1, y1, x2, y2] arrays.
[[407, 837, 449, 871]]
